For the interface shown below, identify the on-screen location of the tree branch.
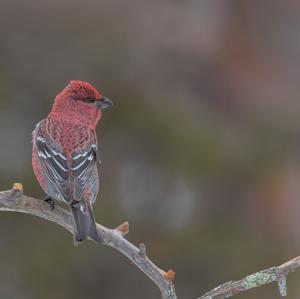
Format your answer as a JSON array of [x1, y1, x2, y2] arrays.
[[198, 256, 300, 299], [0, 184, 177, 299], [2, 184, 300, 299]]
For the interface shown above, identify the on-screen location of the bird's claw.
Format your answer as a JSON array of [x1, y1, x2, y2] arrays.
[[44, 196, 55, 210]]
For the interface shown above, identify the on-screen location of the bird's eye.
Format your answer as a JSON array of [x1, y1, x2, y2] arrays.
[[86, 98, 97, 104]]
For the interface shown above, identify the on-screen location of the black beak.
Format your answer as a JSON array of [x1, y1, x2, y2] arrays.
[[97, 97, 113, 109]]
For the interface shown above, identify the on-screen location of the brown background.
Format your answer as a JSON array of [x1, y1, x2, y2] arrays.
[[1, 1, 300, 298]]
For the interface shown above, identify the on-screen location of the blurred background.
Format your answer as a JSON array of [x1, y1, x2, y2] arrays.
[[0, 0, 300, 298]]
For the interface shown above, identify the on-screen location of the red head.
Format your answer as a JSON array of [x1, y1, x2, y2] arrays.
[[51, 80, 113, 129]]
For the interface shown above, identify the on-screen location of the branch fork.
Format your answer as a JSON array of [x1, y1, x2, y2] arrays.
[[198, 256, 300, 299]]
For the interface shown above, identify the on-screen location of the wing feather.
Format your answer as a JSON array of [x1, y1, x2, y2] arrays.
[[35, 133, 71, 201], [72, 144, 97, 201]]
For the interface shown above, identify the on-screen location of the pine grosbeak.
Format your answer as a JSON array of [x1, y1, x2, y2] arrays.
[[32, 80, 112, 244]]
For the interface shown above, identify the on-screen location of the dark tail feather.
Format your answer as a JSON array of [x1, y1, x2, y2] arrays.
[[70, 201, 101, 245]]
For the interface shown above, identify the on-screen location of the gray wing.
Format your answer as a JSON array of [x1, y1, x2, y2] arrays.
[[71, 144, 99, 202], [35, 129, 71, 202]]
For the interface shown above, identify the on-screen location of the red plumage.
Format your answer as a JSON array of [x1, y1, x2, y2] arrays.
[[32, 80, 113, 244]]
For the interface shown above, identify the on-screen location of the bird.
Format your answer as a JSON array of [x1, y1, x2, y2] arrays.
[[32, 80, 113, 244]]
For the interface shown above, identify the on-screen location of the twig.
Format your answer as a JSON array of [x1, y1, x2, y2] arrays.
[[0, 184, 177, 299], [198, 256, 300, 299]]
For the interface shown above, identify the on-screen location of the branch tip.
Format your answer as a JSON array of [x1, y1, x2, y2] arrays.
[[163, 269, 176, 282], [13, 183, 23, 192], [277, 273, 287, 296], [115, 221, 129, 236]]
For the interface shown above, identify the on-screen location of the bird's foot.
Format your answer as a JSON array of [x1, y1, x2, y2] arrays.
[[44, 196, 55, 210]]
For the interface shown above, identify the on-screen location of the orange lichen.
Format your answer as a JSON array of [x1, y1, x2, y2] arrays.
[[163, 269, 176, 282]]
